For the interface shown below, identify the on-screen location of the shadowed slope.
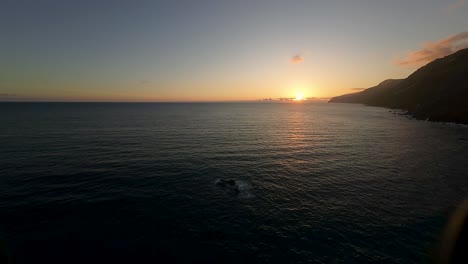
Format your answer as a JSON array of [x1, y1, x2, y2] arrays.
[[330, 48, 468, 124]]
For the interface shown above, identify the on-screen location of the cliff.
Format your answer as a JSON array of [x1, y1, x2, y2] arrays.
[[329, 48, 468, 124]]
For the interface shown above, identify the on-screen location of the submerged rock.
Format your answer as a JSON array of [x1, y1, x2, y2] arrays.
[[215, 179, 235, 187]]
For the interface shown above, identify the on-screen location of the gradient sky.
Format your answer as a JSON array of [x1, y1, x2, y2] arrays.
[[1, 0, 467, 102]]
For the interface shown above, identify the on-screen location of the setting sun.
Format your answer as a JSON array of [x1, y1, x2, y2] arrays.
[[294, 92, 305, 101]]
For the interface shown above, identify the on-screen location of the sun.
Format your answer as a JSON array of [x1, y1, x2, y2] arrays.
[[294, 92, 305, 101]]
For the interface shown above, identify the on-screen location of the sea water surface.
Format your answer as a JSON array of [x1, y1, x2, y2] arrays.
[[0, 102, 467, 263]]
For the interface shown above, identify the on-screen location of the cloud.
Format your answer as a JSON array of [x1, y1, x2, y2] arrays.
[[138, 80, 151, 86], [290, 55, 304, 64], [395, 31, 468, 66], [448, 0, 466, 11], [350, 88, 366, 91], [0, 93, 21, 101], [0, 93, 17, 97]]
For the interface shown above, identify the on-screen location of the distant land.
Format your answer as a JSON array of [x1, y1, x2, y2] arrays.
[[329, 48, 468, 124], [259, 97, 330, 102]]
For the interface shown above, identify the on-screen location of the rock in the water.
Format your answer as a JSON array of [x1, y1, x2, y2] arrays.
[[215, 179, 254, 198], [215, 179, 235, 187]]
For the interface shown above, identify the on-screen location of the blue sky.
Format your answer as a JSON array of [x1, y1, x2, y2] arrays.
[[1, 0, 467, 101]]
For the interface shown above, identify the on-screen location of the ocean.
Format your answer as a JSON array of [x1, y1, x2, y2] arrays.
[[0, 102, 467, 263]]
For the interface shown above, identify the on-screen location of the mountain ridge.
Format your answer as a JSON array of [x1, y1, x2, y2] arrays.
[[329, 48, 468, 124]]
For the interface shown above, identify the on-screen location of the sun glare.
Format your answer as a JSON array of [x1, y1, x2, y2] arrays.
[[294, 92, 305, 101]]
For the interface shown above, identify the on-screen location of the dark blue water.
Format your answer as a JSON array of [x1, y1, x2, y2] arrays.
[[1, 102, 467, 263]]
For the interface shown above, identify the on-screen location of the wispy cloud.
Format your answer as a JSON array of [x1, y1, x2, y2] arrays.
[[138, 80, 151, 85], [0, 93, 21, 101], [395, 31, 468, 67], [448, 0, 466, 11], [290, 55, 304, 64], [0, 93, 17, 97], [350, 88, 366, 91]]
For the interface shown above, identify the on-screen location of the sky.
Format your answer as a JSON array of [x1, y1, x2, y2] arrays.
[[1, 0, 467, 102]]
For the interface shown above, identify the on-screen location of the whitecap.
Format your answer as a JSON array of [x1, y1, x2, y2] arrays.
[[235, 180, 254, 199], [214, 179, 254, 199]]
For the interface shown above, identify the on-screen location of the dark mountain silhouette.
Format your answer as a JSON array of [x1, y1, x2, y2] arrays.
[[329, 48, 468, 124]]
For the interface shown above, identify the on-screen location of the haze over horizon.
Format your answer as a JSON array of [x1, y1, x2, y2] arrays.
[[1, 0, 468, 102]]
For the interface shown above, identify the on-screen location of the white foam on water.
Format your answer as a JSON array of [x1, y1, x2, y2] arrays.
[[214, 179, 254, 199], [234, 180, 254, 199]]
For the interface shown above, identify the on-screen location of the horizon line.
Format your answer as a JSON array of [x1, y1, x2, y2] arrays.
[[0, 98, 332, 104], [0, 100, 331, 104]]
